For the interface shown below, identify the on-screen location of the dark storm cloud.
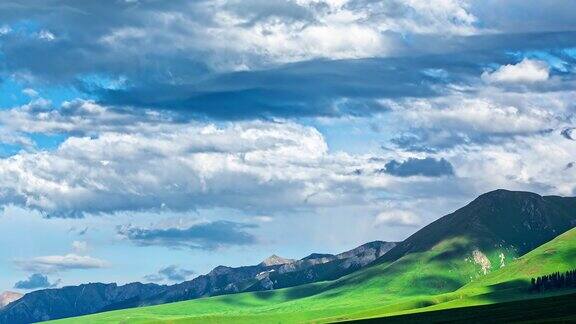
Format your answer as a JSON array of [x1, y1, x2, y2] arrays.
[[94, 57, 444, 119], [118, 221, 258, 250], [13, 273, 58, 290], [381, 157, 455, 177]]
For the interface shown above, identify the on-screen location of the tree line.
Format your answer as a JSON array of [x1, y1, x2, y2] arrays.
[[530, 269, 576, 292]]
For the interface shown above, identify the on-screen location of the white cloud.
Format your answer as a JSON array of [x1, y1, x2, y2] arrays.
[[22, 88, 39, 98], [14, 241, 107, 273], [449, 132, 576, 196], [0, 99, 173, 137], [253, 215, 274, 222], [71, 241, 88, 254], [0, 25, 11, 35], [385, 87, 574, 137], [15, 254, 108, 273], [481, 59, 550, 84], [374, 210, 421, 227], [38, 30, 56, 41], [0, 120, 373, 216], [97, 0, 479, 69]]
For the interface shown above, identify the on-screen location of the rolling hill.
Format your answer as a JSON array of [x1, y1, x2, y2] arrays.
[[48, 189, 576, 323]]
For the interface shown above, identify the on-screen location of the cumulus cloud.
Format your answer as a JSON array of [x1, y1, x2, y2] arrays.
[[0, 0, 480, 80], [118, 220, 258, 250], [374, 210, 421, 227], [0, 120, 386, 216], [448, 131, 576, 196], [13, 273, 59, 290], [482, 59, 550, 84], [144, 265, 195, 283], [0, 99, 175, 137], [384, 85, 576, 151], [382, 157, 455, 177]]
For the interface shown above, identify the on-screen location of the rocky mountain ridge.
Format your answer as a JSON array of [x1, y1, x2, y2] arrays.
[[0, 241, 396, 323]]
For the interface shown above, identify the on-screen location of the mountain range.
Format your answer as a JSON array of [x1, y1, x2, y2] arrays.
[[0, 240, 395, 323]]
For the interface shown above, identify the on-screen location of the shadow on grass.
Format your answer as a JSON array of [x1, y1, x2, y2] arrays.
[[352, 290, 576, 323]]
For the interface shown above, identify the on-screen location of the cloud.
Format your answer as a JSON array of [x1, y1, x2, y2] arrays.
[[374, 210, 421, 227], [482, 59, 550, 83], [13, 273, 59, 290], [561, 127, 575, 140], [15, 254, 108, 273], [384, 85, 576, 151], [253, 215, 274, 222], [92, 32, 576, 119], [0, 0, 480, 81], [71, 241, 88, 254], [1, 1, 575, 120], [0, 120, 381, 216], [0, 99, 176, 137], [144, 265, 195, 283], [118, 220, 258, 250], [14, 241, 108, 273], [381, 157, 455, 177]]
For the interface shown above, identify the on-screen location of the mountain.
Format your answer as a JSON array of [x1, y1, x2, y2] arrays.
[[379, 189, 576, 265], [0, 292, 22, 309], [0, 283, 165, 324], [246, 241, 397, 291], [260, 255, 295, 266], [351, 225, 576, 322], [0, 241, 395, 323], [52, 189, 576, 323], [104, 240, 395, 308]]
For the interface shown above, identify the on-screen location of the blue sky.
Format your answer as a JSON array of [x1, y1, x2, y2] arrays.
[[0, 0, 576, 292]]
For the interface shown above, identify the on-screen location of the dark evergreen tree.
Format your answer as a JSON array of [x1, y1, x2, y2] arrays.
[[530, 268, 576, 292]]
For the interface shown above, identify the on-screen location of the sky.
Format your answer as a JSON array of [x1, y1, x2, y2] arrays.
[[0, 0, 576, 292]]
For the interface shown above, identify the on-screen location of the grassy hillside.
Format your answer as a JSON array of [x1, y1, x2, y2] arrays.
[[52, 191, 576, 324], [330, 225, 576, 322]]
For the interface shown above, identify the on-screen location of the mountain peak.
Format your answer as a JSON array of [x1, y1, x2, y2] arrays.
[[0, 291, 23, 309], [475, 189, 542, 202], [260, 255, 294, 266]]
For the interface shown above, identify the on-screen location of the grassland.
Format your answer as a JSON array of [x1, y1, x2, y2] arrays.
[[51, 227, 576, 323]]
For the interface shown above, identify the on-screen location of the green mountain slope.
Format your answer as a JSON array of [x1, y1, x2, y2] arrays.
[[51, 190, 576, 323], [333, 225, 576, 322]]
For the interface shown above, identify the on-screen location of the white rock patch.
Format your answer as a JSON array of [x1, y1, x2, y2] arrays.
[[472, 249, 492, 275]]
